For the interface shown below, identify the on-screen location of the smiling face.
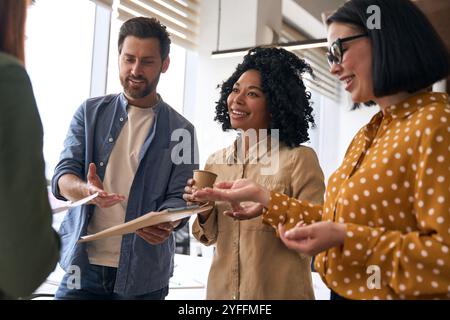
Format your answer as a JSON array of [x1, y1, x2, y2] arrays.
[[119, 36, 169, 104], [226, 69, 270, 132], [327, 23, 374, 103]]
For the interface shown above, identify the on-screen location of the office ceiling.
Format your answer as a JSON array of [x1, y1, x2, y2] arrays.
[[293, 0, 347, 22]]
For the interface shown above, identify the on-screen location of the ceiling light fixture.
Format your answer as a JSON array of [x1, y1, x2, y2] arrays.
[[211, 38, 328, 59]]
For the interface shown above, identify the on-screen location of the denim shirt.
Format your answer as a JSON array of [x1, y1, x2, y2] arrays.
[[51, 93, 198, 295]]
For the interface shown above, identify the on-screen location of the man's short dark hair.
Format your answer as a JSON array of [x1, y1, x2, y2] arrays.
[[118, 17, 171, 60], [327, 0, 450, 108]]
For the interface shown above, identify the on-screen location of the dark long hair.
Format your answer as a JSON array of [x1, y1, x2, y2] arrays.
[[327, 0, 449, 108], [0, 0, 28, 63]]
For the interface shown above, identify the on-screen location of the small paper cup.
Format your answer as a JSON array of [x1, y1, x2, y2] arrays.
[[193, 170, 218, 190]]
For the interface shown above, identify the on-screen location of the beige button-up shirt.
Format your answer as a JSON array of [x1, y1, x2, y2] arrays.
[[192, 139, 325, 299]]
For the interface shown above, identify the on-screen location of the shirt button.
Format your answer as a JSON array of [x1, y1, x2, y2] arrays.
[[109, 137, 114, 143], [232, 295, 237, 300], [119, 117, 124, 122], [99, 162, 104, 167]]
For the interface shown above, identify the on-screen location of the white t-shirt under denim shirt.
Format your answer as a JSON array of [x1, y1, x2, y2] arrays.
[[87, 105, 154, 268]]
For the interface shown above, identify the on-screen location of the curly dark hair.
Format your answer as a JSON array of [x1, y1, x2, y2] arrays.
[[215, 47, 315, 147]]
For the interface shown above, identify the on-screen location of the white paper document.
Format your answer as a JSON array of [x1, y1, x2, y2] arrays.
[[51, 192, 99, 214], [78, 204, 213, 243]]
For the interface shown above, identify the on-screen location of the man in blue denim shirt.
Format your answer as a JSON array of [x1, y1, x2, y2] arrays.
[[51, 17, 198, 299]]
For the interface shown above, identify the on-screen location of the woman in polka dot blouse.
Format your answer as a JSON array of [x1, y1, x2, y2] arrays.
[[193, 0, 450, 300]]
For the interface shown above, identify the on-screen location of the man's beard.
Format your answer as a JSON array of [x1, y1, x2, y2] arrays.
[[121, 73, 161, 99]]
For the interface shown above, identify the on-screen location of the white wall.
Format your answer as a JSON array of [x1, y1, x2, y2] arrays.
[[337, 88, 379, 161], [314, 94, 341, 181], [26, 0, 96, 178], [183, 0, 240, 166], [184, 0, 283, 168], [313, 84, 379, 181]]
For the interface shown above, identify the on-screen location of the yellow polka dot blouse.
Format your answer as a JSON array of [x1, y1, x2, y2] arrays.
[[263, 92, 450, 300]]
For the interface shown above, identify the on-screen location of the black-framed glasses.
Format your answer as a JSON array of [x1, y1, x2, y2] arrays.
[[326, 33, 368, 67]]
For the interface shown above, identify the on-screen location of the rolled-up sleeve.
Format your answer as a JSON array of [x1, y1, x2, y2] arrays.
[[51, 103, 87, 200], [192, 206, 218, 246], [191, 159, 218, 245]]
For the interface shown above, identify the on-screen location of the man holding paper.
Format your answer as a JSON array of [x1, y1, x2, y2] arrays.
[[51, 17, 198, 300]]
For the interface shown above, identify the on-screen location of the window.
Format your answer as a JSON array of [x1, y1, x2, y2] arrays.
[[26, 0, 96, 179], [306, 88, 321, 152]]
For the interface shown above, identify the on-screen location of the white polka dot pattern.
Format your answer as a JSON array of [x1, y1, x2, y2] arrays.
[[264, 92, 450, 300]]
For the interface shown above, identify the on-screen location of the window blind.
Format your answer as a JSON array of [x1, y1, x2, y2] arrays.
[[117, 0, 200, 51], [281, 21, 339, 101]]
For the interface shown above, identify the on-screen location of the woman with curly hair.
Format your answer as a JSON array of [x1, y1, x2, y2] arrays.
[[183, 47, 325, 299]]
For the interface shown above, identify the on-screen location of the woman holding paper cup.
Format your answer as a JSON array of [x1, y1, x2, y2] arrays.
[[183, 47, 325, 300], [0, 0, 60, 299], [193, 0, 450, 300]]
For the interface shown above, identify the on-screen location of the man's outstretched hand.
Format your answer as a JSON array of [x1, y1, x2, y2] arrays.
[[86, 163, 126, 208]]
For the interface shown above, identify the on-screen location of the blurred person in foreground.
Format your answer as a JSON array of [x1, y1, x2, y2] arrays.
[[0, 0, 59, 299]]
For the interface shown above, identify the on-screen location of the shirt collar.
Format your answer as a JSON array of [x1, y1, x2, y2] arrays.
[[119, 93, 165, 115], [225, 134, 277, 164], [384, 92, 449, 120]]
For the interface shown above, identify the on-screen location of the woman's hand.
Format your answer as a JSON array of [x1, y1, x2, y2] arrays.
[[193, 179, 270, 205], [223, 202, 265, 220], [182, 178, 197, 206], [192, 179, 270, 220], [278, 221, 346, 256]]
